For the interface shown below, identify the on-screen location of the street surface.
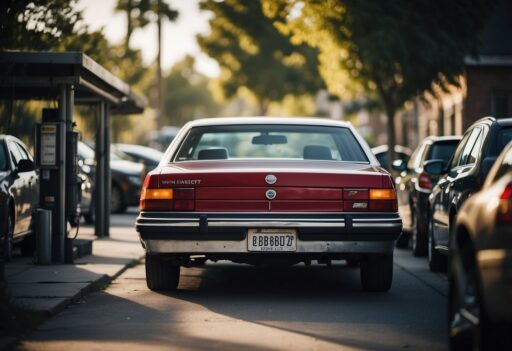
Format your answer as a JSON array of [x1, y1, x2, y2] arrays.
[[16, 209, 448, 351]]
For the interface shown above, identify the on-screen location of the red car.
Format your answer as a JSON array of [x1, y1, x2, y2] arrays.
[[136, 118, 402, 292]]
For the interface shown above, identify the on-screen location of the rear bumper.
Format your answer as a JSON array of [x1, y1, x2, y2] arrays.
[[136, 212, 402, 254]]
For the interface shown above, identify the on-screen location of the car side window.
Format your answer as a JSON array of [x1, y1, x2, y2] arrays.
[[450, 131, 472, 169], [8, 141, 23, 167], [465, 128, 484, 165], [458, 128, 482, 167], [0, 143, 8, 171]]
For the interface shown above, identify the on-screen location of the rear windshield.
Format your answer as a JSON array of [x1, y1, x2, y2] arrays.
[[426, 141, 459, 163], [498, 128, 512, 151], [174, 125, 369, 162]]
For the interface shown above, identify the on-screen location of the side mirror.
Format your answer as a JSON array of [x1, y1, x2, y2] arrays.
[[392, 159, 407, 172], [423, 159, 445, 175], [17, 159, 35, 173], [482, 156, 498, 178]]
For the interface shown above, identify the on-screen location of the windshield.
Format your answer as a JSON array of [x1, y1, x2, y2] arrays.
[[174, 125, 369, 162], [498, 128, 512, 150]]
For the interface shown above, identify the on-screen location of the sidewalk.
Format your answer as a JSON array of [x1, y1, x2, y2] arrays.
[[1, 212, 144, 349]]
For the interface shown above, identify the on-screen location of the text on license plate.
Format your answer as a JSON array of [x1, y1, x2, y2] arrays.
[[247, 228, 297, 252]]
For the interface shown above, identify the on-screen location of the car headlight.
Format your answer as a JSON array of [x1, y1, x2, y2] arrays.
[[128, 175, 142, 186]]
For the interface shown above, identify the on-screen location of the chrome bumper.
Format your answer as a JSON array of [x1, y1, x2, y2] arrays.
[[136, 211, 402, 254]]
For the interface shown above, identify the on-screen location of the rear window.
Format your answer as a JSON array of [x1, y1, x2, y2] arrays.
[[426, 141, 459, 163], [174, 125, 369, 162], [498, 128, 512, 150]]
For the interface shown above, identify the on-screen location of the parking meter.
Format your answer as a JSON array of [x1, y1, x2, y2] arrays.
[[35, 108, 81, 263]]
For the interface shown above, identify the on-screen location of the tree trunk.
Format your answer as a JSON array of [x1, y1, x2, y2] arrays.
[[384, 102, 397, 171], [125, 0, 133, 51], [155, 0, 164, 129], [259, 99, 269, 116]]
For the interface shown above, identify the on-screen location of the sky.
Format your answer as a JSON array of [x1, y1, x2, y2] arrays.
[[77, 0, 220, 77]]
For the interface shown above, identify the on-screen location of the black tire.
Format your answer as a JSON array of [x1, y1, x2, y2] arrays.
[[428, 216, 446, 272], [2, 211, 14, 261], [145, 254, 180, 291], [360, 253, 393, 292], [395, 232, 410, 248], [110, 184, 127, 214], [412, 210, 428, 257]]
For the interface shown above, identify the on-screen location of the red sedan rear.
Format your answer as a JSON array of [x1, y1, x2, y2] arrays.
[[136, 117, 402, 292]]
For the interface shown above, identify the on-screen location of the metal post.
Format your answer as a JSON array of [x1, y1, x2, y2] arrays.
[[104, 103, 111, 237], [36, 209, 52, 265], [64, 84, 75, 263], [54, 84, 67, 262], [95, 102, 106, 238]]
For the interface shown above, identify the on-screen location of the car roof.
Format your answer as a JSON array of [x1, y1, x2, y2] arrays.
[[370, 144, 412, 156], [424, 135, 462, 143], [470, 116, 512, 129], [185, 117, 352, 128]]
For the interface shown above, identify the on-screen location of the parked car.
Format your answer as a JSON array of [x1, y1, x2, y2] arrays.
[[449, 141, 512, 350], [0, 135, 38, 260], [77, 162, 94, 224], [426, 116, 512, 272], [393, 136, 461, 255], [136, 117, 402, 292], [112, 143, 164, 175], [371, 144, 412, 172], [149, 126, 181, 152], [77, 141, 144, 213]]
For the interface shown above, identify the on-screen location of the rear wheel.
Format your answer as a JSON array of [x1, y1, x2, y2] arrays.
[[428, 216, 446, 272], [111, 184, 127, 214], [145, 254, 180, 291], [412, 210, 427, 257], [360, 253, 393, 292]]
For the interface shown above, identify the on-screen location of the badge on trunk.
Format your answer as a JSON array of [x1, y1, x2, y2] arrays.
[[265, 174, 277, 184], [266, 189, 277, 200]]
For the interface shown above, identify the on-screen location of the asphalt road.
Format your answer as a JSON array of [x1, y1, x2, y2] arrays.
[[17, 209, 449, 351]]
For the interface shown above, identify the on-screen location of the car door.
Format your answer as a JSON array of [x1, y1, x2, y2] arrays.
[[7, 140, 30, 234], [435, 128, 483, 248], [15, 141, 38, 228]]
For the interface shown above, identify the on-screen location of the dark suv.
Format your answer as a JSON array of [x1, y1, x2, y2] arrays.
[[426, 117, 512, 272], [393, 136, 461, 255]]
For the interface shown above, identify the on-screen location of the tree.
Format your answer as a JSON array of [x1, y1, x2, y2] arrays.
[[163, 56, 220, 126], [0, 0, 81, 51], [197, 0, 324, 115], [264, 0, 496, 166]]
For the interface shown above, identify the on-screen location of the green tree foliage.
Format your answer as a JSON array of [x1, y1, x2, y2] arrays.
[[164, 56, 220, 126], [264, 0, 496, 165], [197, 0, 323, 115], [115, 0, 179, 50]]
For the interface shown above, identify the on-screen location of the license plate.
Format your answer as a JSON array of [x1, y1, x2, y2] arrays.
[[247, 228, 297, 252]]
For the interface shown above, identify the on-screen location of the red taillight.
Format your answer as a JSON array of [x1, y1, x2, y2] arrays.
[[418, 172, 432, 191], [140, 175, 196, 211], [497, 182, 512, 224]]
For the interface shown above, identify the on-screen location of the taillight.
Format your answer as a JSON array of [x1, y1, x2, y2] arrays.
[[418, 172, 432, 191], [342, 188, 398, 211], [497, 182, 512, 224], [369, 188, 398, 211], [140, 175, 195, 211]]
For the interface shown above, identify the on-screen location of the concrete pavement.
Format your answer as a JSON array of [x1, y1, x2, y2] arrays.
[[1, 209, 144, 350]]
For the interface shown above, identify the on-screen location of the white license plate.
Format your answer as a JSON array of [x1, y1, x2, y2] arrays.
[[247, 228, 297, 252]]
